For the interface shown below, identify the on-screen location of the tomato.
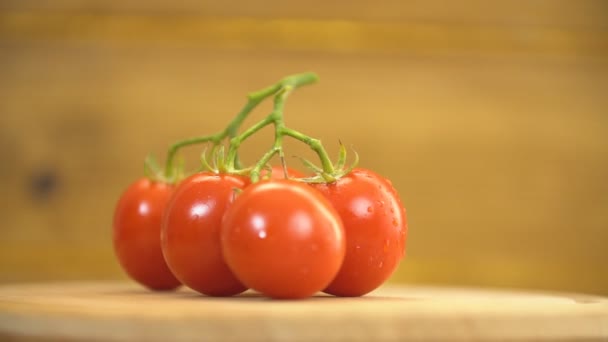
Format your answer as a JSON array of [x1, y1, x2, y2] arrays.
[[310, 168, 407, 297], [113, 178, 181, 291], [161, 172, 248, 296], [221, 180, 345, 299], [261, 165, 305, 180]]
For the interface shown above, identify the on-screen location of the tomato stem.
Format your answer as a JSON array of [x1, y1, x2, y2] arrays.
[[281, 127, 336, 181], [225, 76, 337, 183], [162, 72, 319, 183]]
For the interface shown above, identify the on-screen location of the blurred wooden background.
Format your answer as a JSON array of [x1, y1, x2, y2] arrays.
[[1, 1, 607, 295]]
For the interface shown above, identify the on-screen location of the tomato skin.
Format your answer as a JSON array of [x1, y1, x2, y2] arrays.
[[221, 180, 345, 299], [310, 168, 407, 297], [161, 172, 248, 296], [113, 178, 181, 291]]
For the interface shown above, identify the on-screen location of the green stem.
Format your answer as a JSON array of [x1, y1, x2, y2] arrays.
[[247, 72, 319, 101], [164, 133, 220, 181], [163, 72, 319, 182], [226, 116, 274, 164], [227, 75, 336, 183], [248, 89, 289, 182], [281, 127, 335, 180], [249, 147, 281, 182]]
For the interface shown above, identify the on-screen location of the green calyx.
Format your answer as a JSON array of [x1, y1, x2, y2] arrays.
[[293, 142, 359, 183], [144, 71, 357, 185]]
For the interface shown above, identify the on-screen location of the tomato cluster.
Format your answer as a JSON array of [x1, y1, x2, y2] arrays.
[[112, 73, 408, 299]]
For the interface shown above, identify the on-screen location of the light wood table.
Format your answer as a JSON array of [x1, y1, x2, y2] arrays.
[[0, 282, 606, 341]]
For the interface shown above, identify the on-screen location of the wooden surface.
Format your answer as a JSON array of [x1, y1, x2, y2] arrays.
[[0, 282, 607, 341], [1, 1, 608, 295]]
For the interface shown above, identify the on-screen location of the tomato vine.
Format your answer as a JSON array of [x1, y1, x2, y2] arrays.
[[114, 71, 408, 298], [146, 72, 321, 184]]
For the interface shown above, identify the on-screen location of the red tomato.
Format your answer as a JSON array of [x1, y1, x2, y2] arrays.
[[113, 178, 181, 291], [310, 168, 407, 297], [261, 165, 305, 180], [161, 172, 248, 296], [221, 180, 345, 299]]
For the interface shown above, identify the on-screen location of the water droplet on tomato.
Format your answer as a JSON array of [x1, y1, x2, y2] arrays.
[[258, 231, 267, 239], [392, 219, 398, 227], [379, 261, 384, 268], [366, 206, 373, 213], [383, 239, 390, 252]]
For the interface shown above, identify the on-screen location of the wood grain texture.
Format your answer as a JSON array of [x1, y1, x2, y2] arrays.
[[1, 10, 606, 57], [0, 1, 607, 296], [1, 0, 607, 29], [0, 282, 607, 341]]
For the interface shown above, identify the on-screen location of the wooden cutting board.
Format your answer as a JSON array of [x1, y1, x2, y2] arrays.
[[0, 282, 606, 341]]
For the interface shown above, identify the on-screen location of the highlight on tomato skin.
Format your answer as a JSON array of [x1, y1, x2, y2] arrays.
[[310, 168, 408, 297], [161, 172, 248, 297], [220, 179, 346, 299], [112, 178, 181, 291]]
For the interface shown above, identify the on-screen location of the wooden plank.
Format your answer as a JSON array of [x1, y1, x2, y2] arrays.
[[0, 282, 607, 341], [0, 12, 606, 57], [1, 0, 607, 30]]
